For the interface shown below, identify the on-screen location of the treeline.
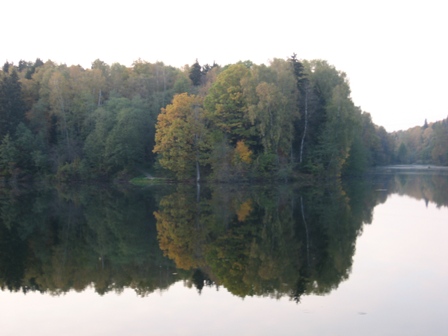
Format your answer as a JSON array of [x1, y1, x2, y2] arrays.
[[394, 118, 448, 165], [0, 58, 187, 181], [153, 57, 395, 181], [1, 56, 441, 182]]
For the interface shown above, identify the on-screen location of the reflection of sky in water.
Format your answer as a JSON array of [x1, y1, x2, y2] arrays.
[[1, 194, 447, 336]]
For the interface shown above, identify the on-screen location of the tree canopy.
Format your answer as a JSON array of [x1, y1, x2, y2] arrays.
[[0, 56, 445, 182]]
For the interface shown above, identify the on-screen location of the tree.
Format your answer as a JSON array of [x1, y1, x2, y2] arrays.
[[0, 133, 18, 176], [108, 63, 130, 97], [289, 54, 309, 164], [398, 143, 408, 163], [316, 82, 357, 176], [343, 112, 374, 174], [246, 59, 299, 160], [0, 70, 27, 138], [292, 60, 358, 176], [104, 97, 151, 173], [234, 140, 252, 164], [431, 120, 448, 165], [90, 59, 109, 106], [189, 59, 202, 86], [84, 96, 151, 176], [2, 62, 11, 73], [153, 93, 209, 180], [14, 123, 38, 172], [204, 63, 254, 145]]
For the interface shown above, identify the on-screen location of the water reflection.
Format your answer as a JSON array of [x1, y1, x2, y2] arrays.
[[0, 168, 446, 299], [0, 185, 176, 295], [370, 166, 448, 207], [155, 183, 362, 301]]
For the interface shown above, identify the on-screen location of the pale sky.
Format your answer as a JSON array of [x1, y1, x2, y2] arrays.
[[2, 0, 447, 132]]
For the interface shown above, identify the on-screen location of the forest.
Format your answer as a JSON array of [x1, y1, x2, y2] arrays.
[[0, 57, 446, 183]]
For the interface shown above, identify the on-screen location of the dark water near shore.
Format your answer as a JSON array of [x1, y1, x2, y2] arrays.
[[1, 166, 447, 335]]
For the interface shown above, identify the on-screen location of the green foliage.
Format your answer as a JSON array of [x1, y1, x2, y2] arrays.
[[13, 123, 39, 172], [2, 55, 445, 182], [431, 120, 448, 165], [292, 60, 358, 176], [173, 73, 191, 94], [204, 63, 254, 144], [252, 152, 278, 178], [129, 176, 169, 186], [392, 117, 448, 166], [105, 97, 151, 171], [0, 133, 18, 176], [84, 96, 152, 176], [289, 53, 307, 95], [398, 143, 408, 163], [0, 70, 27, 137], [56, 158, 83, 181], [343, 133, 369, 175], [189, 60, 202, 86], [246, 59, 299, 158]]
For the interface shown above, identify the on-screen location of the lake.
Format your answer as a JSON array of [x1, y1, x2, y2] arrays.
[[0, 167, 447, 335]]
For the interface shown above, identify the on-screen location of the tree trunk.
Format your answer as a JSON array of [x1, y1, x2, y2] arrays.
[[196, 156, 200, 183], [299, 87, 309, 164], [300, 196, 310, 268], [97, 89, 102, 107]]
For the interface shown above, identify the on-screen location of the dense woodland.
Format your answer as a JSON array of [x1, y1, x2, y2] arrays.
[[0, 57, 446, 183], [393, 119, 448, 165]]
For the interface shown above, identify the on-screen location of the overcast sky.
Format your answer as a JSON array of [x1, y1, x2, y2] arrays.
[[2, 0, 447, 132]]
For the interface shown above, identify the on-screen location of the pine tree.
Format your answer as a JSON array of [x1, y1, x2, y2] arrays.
[[189, 59, 202, 86]]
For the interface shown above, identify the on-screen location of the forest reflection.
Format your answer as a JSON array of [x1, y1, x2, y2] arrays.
[[0, 169, 447, 300]]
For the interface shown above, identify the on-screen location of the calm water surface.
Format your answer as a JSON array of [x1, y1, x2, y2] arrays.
[[0, 167, 447, 335]]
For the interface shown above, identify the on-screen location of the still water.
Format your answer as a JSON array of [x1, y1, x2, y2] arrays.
[[0, 167, 447, 335]]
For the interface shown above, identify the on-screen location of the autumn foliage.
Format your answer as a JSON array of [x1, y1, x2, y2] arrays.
[[0, 57, 446, 182]]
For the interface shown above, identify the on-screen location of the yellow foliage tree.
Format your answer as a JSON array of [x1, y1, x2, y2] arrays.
[[236, 199, 253, 222], [234, 140, 252, 164], [153, 93, 208, 180]]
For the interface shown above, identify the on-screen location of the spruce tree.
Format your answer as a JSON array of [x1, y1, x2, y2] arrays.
[[189, 59, 202, 86]]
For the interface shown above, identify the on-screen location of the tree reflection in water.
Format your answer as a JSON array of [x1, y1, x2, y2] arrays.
[[0, 169, 446, 300]]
